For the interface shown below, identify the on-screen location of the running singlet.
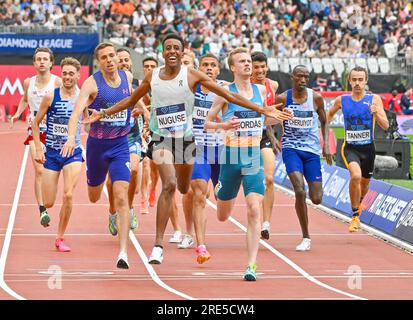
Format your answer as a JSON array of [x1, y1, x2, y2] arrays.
[[265, 78, 275, 106], [28, 74, 57, 131], [193, 81, 224, 147], [149, 66, 194, 138], [46, 88, 81, 151], [282, 88, 320, 155], [222, 83, 264, 147], [341, 94, 375, 145], [88, 69, 131, 139]]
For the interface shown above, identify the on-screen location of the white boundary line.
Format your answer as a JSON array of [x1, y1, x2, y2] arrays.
[[102, 186, 195, 300], [275, 184, 413, 254], [0, 145, 29, 300], [206, 199, 367, 300]]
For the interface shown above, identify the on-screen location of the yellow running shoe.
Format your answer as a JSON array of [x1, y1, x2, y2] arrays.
[[349, 216, 360, 232]]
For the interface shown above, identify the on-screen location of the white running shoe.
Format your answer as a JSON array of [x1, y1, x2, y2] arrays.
[[168, 230, 182, 243], [177, 235, 194, 249], [296, 238, 311, 251], [116, 251, 129, 269], [148, 246, 164, 264]]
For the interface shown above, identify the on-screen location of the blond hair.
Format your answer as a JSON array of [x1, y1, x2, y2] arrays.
[[60, 57, 81, 71], [227, 47, 249, 67]]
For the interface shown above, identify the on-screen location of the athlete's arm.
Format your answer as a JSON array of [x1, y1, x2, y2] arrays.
[[204, 89, 239, 131], [191, 69, 292, 121], [371, 94, 389, 130], [260, 85, 281, 154], [61, 76, 95, 157], [314, 93, 333, 165], [32, 91, 53, 164], [10, 78, 30, 128], [327, 96, 342, 123], [106, 71, 151, 117], [54, 76, 62, 88], [271, 79, 279, 94], [274, 93, 287, 110]]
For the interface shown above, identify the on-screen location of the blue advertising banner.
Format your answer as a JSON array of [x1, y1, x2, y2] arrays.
[[393, 199, 413, 245], [368, 185, 413, 234], [0, 33, 99, 54], [359, 180, 393, 225]]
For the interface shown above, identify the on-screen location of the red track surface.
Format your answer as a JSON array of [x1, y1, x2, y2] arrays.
[[1, 121, 413, 300]]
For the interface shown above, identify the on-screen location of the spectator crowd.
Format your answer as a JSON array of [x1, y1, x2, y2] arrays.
[[1, 0, 413, 61]]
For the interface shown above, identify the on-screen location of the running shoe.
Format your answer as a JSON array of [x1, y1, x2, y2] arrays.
[[168, 230, 182, 243], [108, 213, 118, 236], [130, 208, 138, 230], [140, 200, 149, 214], [55, 238, 71, 252], [349, 216, 360, 232], [149, 189, 157, 207], [148, 246, 163, 264], [196, 245, 211, 264], [260, 221, 270, 240], [178, 235, 194, 249], [40, 210, 50, 227], [117, 251, 129, 269], [243, 263, 257, 281], [296, 238, 311, 251]]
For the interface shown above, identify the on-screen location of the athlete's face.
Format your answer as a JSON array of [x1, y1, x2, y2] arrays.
[[96, 46, 119, 73], [349, 70, 367, 93], [61, 65, 80, 89], [142, 60, 158, 76], [291, 68, 309, 90], [117, 51, 132, 72], [199, 57, 219, 81], [230, 52, 252, 77], [252, 61, 268, 81], [163, 39, 184, 67], [182, 54, 195, 68], [33, 52, 53, 73]]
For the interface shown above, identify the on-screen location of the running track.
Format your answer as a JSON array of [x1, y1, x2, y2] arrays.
[[1, 121, 413, 300]]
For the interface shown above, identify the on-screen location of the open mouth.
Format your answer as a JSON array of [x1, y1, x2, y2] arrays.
[[168, 56, 177, 62]]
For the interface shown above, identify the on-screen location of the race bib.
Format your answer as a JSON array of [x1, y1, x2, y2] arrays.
[[100, 109, 128, 122], [193, 106, 209, 122], [156, 103, 187, 133], [288, 110, 313, 129], [52, 123, 68, 136], [346, 130, 371, 142], [234, 110, 262, 136]]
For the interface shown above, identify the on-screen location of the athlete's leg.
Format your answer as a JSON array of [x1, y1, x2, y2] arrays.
[[106, 177, 116, 213], [42, 169, 60, 209], [191, 179, 208, 245], [153, 149, 177, 246], [245, 192, 263, 266], [348, 162, 362, 209], [149, 159, 159, 207], [181, 185, 195, 238], [289, 171, 310, 239], [58, 162, 82, 239], [360, 177, 371, 201], [28, 141, 45, 207], [128, 153, 141, 208], [112, 180, 129, 253], [261, 147, 275, 237], [140, 157, 150, 213]]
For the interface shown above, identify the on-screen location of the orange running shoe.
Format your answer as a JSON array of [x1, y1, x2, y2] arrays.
[[196, 245, 211, 264], [349, 216, 360, 232]]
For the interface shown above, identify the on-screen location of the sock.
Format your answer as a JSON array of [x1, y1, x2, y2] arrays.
[[352, 207, 359, 217], [39, 205, 46, 214]]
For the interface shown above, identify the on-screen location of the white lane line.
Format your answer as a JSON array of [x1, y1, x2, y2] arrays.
[[206, 199, 366, 301], [102, 186, 195, 300], [0, 145, 29, 300]]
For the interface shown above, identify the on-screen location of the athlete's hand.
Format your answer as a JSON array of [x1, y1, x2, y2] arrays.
[[264, 105, 293, 123], [221, 116, 240, 131], [9, 115, 18, 129], [34, 148, 45, 164], [60, 136, 76, 158], [82, 109, 102, 124], [370, 102, 379, 114], [323, 145, 333, 165], [132, 105, 145, 118]]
